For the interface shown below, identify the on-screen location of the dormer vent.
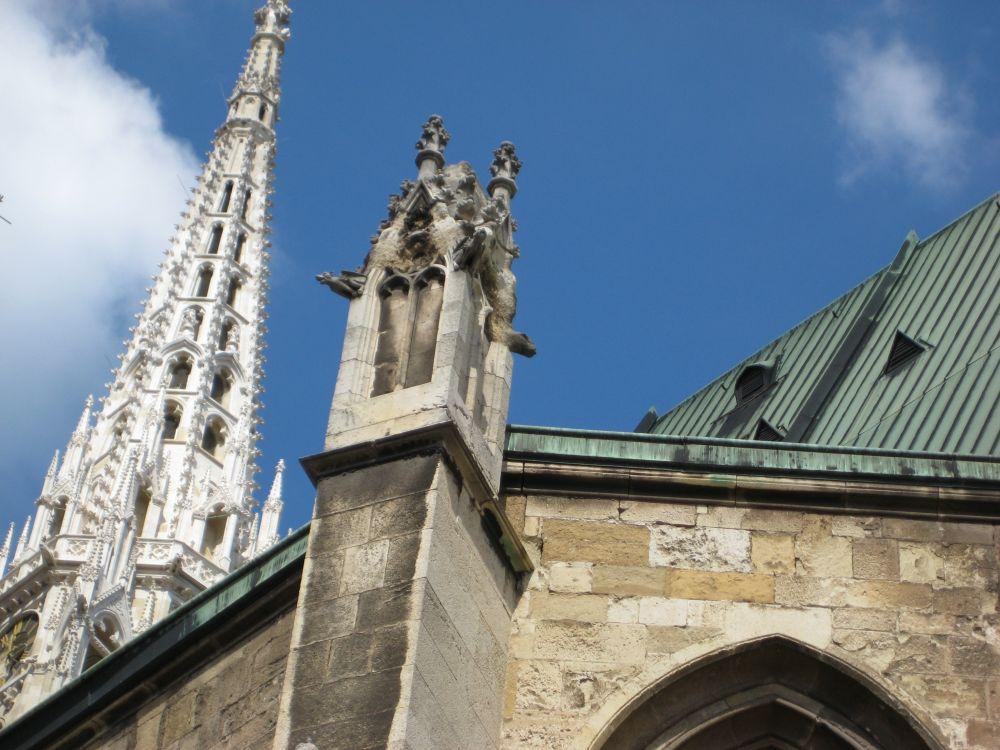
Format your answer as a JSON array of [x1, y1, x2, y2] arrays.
[[734, 362, 774, 405], [754, 419, 784, 442], [884, 331, 925, 375]]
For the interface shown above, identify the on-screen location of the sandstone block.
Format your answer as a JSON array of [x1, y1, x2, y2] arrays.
[[831, 516, 882, 538], [933, 587, 995, 616], [897, 674, 986, 717], [831, 607, 896, 631], [949, 637, 1000, 677], [513, 659, 563, 711], [882, 518, 941, 542], [637, 597, 687, 626], [526, 495, 619, 522], [531, 592, 608, 622], [899, 542, 943, 584], [533, 621, 646, 664], [646, 625, 721, 654], [340, 540, 389, 595], [941, 522, 994, 545], [774, 576, 850, 608], [620, 501, 697, 526], [548, 563, 592, 594], [741, 509, 806, 534], [607, 597, 639, 623], [724, 603, 832, 649], [751, 533, 794, 574], [795, 519, 852, 578], [852, 538, 899, 580], [561, 664, 643, 713], [897, 610, 956, 636], [846, 580, 932, 610], [591, 566, 667, 597], [696, 506, 746, 529], [665, 570, 774, 603], [542, 519, 649, 567], [650, 526, 751, 572]]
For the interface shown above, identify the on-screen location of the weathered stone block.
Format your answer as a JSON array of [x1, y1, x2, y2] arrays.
[[646, 625, 721, 654], [696, 506, 746, 529], [831, 607, 896, 631], [607, 597, 639, 623], [530, 592, 608, 622], [542, 519, 649, 566], [741, 509, 805, 534], [340, 540, 389, 595], [795, 518, 852, 578], [831, 516, 882, 538], [533, 621, 646, 664], [591, 566, 668, 597], [665, 570, 774, 603], [846, 580, 932, 610], [620, 501, 697, 526], [525, 495, 618, 521], [751, 533, 794, 574], [899, 542, 943, 584], [649, 526, 751, 572], [882, 518, 941, 542], [637, 597, 687, 626], [852, 538, 899, 580], [370, 493, 429, 539], [897, 674, 986, 717], [548, 563, 592, 594]]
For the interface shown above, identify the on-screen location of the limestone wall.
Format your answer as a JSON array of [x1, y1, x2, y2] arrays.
[[501, 495, 1000, 749], [82, 607, 294, 750]]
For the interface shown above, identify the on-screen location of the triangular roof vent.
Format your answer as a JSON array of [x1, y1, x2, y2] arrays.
[[753, 419, 784, 442], [884, 331, 925, 375]]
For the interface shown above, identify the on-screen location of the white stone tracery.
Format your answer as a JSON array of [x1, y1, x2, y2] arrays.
[[0, 0, 291, 725]]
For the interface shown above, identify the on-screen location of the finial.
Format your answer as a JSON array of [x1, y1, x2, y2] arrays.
[[73, 396, 94, 437], [0, 522, 15, 577], [265, 459, 285, 509], [254, 0, 292, 40], [488, 141, 521, 199], [12, 516, 31, 564], [415, 115, 451, 175]]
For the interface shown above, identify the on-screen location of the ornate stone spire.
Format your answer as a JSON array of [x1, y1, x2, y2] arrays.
[[0, 1, 290, 723], [489, 141, 522, 199], [0, 523, 14, 578], [415, 114, 451, 175]]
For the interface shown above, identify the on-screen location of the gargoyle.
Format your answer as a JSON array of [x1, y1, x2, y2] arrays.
[[316, 270, 366, 299]]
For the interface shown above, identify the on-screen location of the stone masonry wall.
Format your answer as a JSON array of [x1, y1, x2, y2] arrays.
[[501, 495, 1000, 749], [82, 607, 295, 750]]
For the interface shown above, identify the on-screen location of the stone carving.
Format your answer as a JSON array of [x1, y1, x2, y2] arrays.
[[490, 141, 522, 181], [316, 270, 366, 299], [415, 115, 450, 155]]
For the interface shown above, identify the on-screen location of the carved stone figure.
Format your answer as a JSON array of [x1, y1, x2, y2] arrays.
[[316, 270, 366, 299]]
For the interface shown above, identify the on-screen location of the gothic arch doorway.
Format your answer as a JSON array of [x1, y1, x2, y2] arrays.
[[597, 636, 943, 750]]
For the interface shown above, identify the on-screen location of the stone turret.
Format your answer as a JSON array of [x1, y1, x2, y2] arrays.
[[275, 117, 533, 749]]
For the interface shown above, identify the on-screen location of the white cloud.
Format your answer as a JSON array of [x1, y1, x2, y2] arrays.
[[826, 31, 970, 188], [0, 2, 198, 504]]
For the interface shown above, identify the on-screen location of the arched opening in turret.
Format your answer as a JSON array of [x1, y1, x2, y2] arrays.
[[372, 275, 411, 396], [241, 189, 253, 222], [167, 357, 193, 390], [82, 613, 123, 673], [258, 102, 268, 121], [48, 498, 68, 539], [404, 267, 445, 388], [225, 277, 242, 308], [109, 414, 128, 451], [163, 401, 182, 440], [0, 613, 39, 682], [210, 369, 234, 409], [219, 181, 234, 213], [233, 233, 247, 264], [597, 636, 942, 750], [194, 266, 214, 298], [206, 224, 224, 255], [219, 319, 238, 353], [134, 486, 152, 537], [201, 417, 227, 459], [201, 509, 228, 563]]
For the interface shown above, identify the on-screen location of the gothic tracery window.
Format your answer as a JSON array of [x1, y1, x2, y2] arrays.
[[225, 278, 242, 308], [201, 417, 226, 458], [206, 224, 223, 255], [167, 357, 192, 390], [210, 370, 233, 408], [194, 267, 214, 298], [219, 181, 234, 213], [233, 233, 247, 264]]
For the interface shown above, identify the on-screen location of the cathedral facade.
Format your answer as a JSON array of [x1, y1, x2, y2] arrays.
[[2, 2, 1000, 749]]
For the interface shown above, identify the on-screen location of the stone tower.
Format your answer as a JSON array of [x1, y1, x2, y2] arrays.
[[274, 117, 534, 749], [0, 0, 290, 724]]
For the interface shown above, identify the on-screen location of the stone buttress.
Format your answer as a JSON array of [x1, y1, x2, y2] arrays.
[[274, 116, 534, 749]]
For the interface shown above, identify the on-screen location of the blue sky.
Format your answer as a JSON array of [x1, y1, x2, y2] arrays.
[[2, 0, 999, 531]]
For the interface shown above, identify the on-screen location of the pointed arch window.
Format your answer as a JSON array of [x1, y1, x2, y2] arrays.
[[258, 102, 268, 121], [225, 277, 242, 308], [201, 417, 226, 458], [201, 510, 228, 562], [372, 276, 411, 396], [167, 357, 193, 390], [219, 181, 234, 213], [194, 266, 214, 298], [163, 401, 182, 440], [134, 486, 152, 537], [210, 370, 233, 409], [241, 189, 253, 222], [206, 225, 224, 255], [233, 233, 247, 264], [404, 268, 445, 388]]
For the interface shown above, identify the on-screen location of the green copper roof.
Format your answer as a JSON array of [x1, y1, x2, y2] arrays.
[[648, 193, 1000, 456]]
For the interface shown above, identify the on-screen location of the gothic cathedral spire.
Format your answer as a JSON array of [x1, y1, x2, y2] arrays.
[[0, 1, 291, 724]]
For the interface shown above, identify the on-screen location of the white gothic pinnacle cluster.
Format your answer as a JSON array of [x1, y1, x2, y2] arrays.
[[0, 0, 290, 723]]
